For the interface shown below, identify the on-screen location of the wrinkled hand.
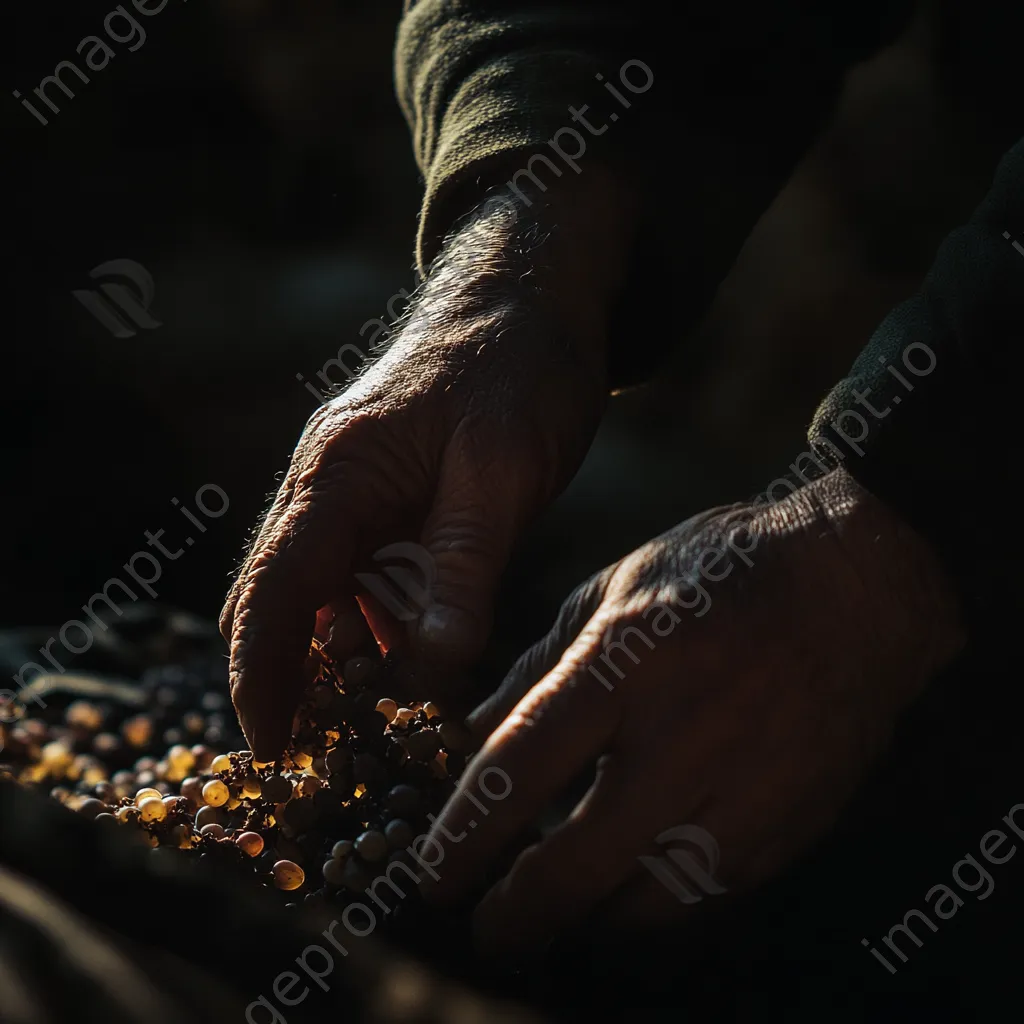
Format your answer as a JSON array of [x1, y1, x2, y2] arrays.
[[220, 176, 636, 761], [421, 467, 966, 955]]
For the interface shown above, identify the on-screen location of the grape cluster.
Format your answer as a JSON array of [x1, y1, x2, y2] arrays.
[[1, 644, 471, 910]]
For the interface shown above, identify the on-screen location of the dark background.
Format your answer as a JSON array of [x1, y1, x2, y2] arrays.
[[2, 0, 1013, 651], [2, 2, 1021, 1019]]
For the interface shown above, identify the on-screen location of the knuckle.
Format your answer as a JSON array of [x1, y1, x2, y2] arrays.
[[555, 565, 614, 636], [429, 514, 497, 560]]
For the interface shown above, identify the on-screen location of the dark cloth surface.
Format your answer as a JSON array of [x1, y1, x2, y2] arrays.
[[0, 781, 534, 1024]]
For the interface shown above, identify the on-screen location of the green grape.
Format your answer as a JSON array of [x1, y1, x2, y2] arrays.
[[236, 831, 264, 857], [202, 779, 230, 807], [138, 797, 168, 823], [272, 860, 305, 891]]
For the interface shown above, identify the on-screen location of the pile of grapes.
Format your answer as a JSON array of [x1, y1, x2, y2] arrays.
[[0, 639, 471, 910]]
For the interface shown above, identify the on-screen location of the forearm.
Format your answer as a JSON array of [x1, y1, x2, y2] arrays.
[[396, 0, 918, 389]]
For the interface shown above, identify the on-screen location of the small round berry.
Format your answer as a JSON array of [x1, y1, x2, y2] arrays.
[[180, 777, 204, 804], [282, 798, 318, 833], [93, 782, 117, 804], [210, 754, 232, 774], [354, 830, 387, 863], [121, 715, 152, 748], [384, 819, 415, 850], [199, 823, 226, 839], [194, 805, 224, 830], [138, 797, 167, 823], [190, 744, 214, 770], [201, 779, 229, 807], [182, 711, 205, 735], [331, 840, 354, 861], [322, 859, 346, 887], [386, 784, 420, 817], [272, 860, 305, 891], [261, 774, 293, 804], [241, 774, 262, 799], [438, 721, 470, 752], [295, 776, 321, 799], [236, 831, 265, 857], [116, 805, 140, 826], [41, 741, 73, 772], [169, 824, 193, 848], [325, 747, 351, 774], [65, 700, 104, 731], [406, 729, 442, 762], [162, 795, 187, 815], [375, 698, 398, 723], [77, 798, 107, 819], [168, 743, 194, 769], [93, 733, 122, 757], [134, 787, 162, 806], [290, 750, 313, 770]]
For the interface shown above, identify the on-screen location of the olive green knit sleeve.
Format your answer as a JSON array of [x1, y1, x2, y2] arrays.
[[395, 0, 637, 276], [806, 138, 1023, 625]]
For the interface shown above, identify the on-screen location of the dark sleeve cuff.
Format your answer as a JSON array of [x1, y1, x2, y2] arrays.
[[806, 138, 1024, 626], [396, 1, 633, 275]]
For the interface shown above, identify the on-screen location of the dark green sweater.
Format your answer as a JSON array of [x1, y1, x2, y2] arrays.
[[396, 0, 1022, 622]]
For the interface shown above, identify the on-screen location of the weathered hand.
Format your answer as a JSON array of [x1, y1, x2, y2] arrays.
[[421, 467, 966, 955], [220, 174, 636, 761]]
